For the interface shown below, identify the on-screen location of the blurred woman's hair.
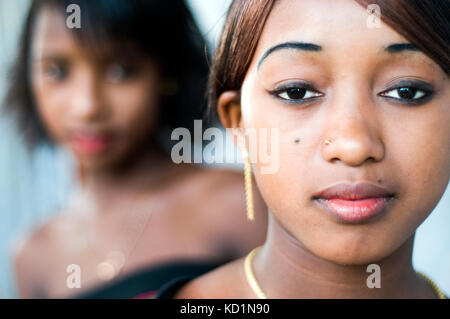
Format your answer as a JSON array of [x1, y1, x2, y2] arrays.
[[207, 0, 450, 122], [4, 0, 209, 146]]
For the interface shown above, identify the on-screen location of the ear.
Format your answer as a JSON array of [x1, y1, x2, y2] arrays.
[[217, 90, 246, 150], [217, 90, 242, 129]]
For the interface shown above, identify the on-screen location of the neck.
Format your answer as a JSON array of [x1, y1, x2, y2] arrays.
[[76, 141, 176, 204], [253, 213, 432, 298]]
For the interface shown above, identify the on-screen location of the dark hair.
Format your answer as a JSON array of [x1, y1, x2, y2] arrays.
[[208, 0, 450, 121], [4, 0, 209, 146]]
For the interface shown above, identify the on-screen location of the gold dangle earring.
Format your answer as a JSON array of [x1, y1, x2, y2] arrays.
[[242, 148, 255, 222]]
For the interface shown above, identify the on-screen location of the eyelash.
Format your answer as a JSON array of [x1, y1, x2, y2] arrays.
[[270, 81, 434, 106], [270, 82, 324, 104], [378, 81, 434, 105]]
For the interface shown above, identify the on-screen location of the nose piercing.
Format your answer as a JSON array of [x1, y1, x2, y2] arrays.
[[324, 139, 332, 146]]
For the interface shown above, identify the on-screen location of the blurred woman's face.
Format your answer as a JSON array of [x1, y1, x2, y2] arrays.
[[235, 0, 449, 264], [31, 7, 162, 169]]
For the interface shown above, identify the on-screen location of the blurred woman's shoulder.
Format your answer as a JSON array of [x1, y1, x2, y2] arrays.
[[185, 165, 266, 215], [180, 165, 268, 253], [14, 211, 75, 260], [13, 211, 72, 298]]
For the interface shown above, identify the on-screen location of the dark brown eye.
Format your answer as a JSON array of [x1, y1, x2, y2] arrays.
[[285, 88, 306, 99], [276, 87, 322, 101], [398, 87, 417, 99], [381, 87, 426, 101]]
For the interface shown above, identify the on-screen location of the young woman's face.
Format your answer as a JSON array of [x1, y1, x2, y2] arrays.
[[31, 7, 162, 169], [237, 0, 449, 264]]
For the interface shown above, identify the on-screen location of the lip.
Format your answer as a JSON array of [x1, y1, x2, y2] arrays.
[[69, 130, 114, 155], [312, 182, 396, 223]]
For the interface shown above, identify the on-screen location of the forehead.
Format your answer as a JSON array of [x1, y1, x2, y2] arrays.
[[31, 7, 79, 58], [30, 7, 141, 64], [264, 0, 406, 44], [252, 0, 409, 65]]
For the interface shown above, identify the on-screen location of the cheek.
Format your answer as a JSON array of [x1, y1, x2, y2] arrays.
[[106, 82, 160, 137], [249, 103, 317, 232], [32, 78, 68, 141], [386, 104, 450, 218], [243, 81, 319, 214]]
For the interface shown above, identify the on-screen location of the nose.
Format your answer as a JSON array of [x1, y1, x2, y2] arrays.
[[322, 94, 385, 167], [68, 70, 107, 122]]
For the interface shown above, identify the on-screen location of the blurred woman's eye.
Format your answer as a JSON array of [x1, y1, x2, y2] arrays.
[[270, 82, 324, 104], [42, 63, 68, 81], [379, 80, 434, 105], [105, 63, 137, 83]]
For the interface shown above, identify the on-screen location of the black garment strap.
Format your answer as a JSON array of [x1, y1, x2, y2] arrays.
[[155, 275, 198, 299]]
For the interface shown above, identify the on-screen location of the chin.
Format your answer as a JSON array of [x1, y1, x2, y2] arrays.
[[77, 154, 122, 171], [304, 234, 399, 266], [321, 250, 388, 266]]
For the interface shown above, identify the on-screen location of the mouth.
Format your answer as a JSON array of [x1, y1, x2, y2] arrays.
[[68, 130, 115, 155], [312, 182, 396, 223]]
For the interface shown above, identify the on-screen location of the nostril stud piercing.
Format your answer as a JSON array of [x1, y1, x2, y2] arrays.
[[324, 139, 332, 146]]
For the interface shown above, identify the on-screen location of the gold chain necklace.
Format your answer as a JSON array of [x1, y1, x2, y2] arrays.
[[244, 247, 267, 299], [244, 246, 447, 299], [416, 271, 447, 299]]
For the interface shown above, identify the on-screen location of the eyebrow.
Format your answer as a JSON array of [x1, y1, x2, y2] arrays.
[[257, 42, 422, 70], [257, 42, 322, 70], [33, 54, 70, 64], [384, 43, 420, 53]]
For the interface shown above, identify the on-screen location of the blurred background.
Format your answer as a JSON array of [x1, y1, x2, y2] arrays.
[[0, 0, 448, 298]]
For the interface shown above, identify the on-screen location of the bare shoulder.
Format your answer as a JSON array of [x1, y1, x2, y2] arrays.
[[15, 217, 53, 258], [12, 212, 80, 296], [174, 257, 251, 299], [15, 211, 73, 253], [14, 212, 74, 297], [14, 212, 73, 269], [182, 165, 244, 189], [191, 167, 268, 252], [196, 166, 243, 183], [192, 167, 267, 219]]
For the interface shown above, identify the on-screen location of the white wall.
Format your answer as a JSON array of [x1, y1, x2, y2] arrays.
[[186, 0, 231, 48], [0, 0, 72, 298]]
